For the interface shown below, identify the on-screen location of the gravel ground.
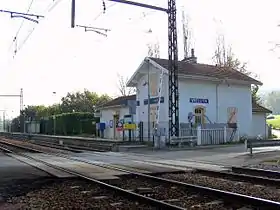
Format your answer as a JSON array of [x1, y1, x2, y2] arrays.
[[0, 138, 71, 155], [107, 176, 242, 209], [0, 177, 155, 210], [160, 172, 280, 202]]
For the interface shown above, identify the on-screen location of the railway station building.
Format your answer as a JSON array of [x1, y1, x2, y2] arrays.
[[98, 50, 271, 143], [125, 50, 271, 143]]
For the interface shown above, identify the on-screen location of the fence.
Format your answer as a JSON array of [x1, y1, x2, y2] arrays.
[[124, 122, 240, 146], [179, 126, 239, 145]]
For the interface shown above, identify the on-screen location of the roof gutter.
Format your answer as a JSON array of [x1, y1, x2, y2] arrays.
[[97, 104, 126, 111], [178, 74, 262, 86]]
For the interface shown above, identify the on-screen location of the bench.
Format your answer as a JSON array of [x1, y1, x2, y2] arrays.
[[169, 136, 197, 147]]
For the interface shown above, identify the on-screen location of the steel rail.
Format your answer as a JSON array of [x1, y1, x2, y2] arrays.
[[64, 156, 280, 208], [232, 166, 280, 179], [0, 141, 42, 153], [2, 139, 280, 208], [29, 141, 83, 153], [28, 139, 280, 186], [32, 140, 110, 152], [0, 145, 12, 153], [194, 168, 280, 186]]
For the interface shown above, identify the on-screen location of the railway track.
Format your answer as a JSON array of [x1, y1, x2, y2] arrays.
[[0, 142, 40, 153], [29, 138, 113, 152], [0, 142, 182, 209], [1, 139, 280, 209], [28, 140, 84, 153], [190, 168, 280, 186], [21, 139, 280, 186]]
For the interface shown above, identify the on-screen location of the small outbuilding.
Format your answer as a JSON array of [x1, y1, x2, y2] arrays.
[[97, 95, 136, 139], [252, 102, 272, 138]]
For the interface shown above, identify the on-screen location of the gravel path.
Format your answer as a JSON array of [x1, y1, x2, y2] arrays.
[[161, 172, 280, 202]]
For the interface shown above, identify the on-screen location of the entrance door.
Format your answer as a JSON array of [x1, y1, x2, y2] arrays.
[[194, 106, 206, 125]]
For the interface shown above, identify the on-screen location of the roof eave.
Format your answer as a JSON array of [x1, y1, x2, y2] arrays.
[[127, 57, 149, 87], [97, 104, 124, 111], [253, 110, 272, 114], [252, 108, 272, 114], [127, 57, 169, 87], [178, 74, 262, 85]]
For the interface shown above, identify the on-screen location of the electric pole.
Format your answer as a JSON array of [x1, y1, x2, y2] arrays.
[[71, 0, 180, 138]]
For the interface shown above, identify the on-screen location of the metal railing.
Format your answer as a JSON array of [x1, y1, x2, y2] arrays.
[[245, 139, 280, 155]]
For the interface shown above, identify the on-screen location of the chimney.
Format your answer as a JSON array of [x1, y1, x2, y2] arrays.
[[182, 48, 197, 64]]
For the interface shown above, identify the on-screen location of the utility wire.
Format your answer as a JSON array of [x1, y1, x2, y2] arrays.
[[14, 0, 64, 57], [8, 0, 35, 54]]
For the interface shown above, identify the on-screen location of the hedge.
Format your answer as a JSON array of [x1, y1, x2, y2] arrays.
[[40, 112, 98, 136]]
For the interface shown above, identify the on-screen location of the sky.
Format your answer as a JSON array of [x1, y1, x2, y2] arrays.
[[0, 0, 280, 118]]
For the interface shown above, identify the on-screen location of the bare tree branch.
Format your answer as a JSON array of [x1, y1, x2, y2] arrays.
[[212, 33, 260, 102], [116, 73, 136, 96], [182, 9, 192, 59], [147, 40, 160, 58]]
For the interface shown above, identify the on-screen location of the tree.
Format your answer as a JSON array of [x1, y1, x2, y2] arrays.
[[262, 91, 280, 114], [213, 33, 260, 103], [60, 89, 111, 113], [116, 74, 136, 96], [182, 9, 192, 59]]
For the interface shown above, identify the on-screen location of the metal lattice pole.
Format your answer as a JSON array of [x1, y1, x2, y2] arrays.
[[76, 0, 180, 139], [168, 0, 179, 138]]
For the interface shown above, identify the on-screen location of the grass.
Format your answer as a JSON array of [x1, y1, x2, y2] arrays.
[[267, 115, 280, 129]]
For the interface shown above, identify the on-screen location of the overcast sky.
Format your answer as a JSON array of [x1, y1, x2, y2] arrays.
[[0, 0, 280, 118]]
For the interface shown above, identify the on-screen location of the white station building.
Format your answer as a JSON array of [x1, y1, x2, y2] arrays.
[[126, 50, 271, 140]]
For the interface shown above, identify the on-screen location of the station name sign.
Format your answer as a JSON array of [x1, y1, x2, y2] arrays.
[[189, 98, 209, 104]]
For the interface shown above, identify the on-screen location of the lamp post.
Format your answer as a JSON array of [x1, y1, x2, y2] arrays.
[[2, 111, 5, 132], [147, 60, 151, 142]]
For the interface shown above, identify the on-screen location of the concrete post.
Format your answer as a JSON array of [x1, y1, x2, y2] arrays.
[[197, 126, 202, 145], [224, 126, 227, 143]]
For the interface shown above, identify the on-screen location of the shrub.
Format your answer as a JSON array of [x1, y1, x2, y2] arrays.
[[40, 112, 98, 136]]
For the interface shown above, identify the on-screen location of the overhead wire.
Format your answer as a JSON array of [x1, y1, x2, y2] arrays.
[[93, 0, 156, 36], [8, 0, 35, 55], [14, 0, 64, 57]]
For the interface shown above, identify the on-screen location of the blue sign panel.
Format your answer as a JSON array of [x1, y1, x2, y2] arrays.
[[144, 97, 164, 105], [189, 98, 209, 104]]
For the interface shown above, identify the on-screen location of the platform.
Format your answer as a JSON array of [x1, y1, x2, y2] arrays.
[[0, 153, 50, 183]]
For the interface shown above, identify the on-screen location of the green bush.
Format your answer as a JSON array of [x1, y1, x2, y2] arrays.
[[40, 112, 98, 136]]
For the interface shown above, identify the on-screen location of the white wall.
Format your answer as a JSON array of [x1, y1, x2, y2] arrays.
[[179, 79, 252, 136], [100, 107, 135, 139], [217, 83, 252, 136], [135, 63, 253, 137], [136, 65, 169, 123], [252, 112, 267, 138]]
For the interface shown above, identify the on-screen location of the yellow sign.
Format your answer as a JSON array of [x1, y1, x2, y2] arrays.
[[123, 123, 136, 130]]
